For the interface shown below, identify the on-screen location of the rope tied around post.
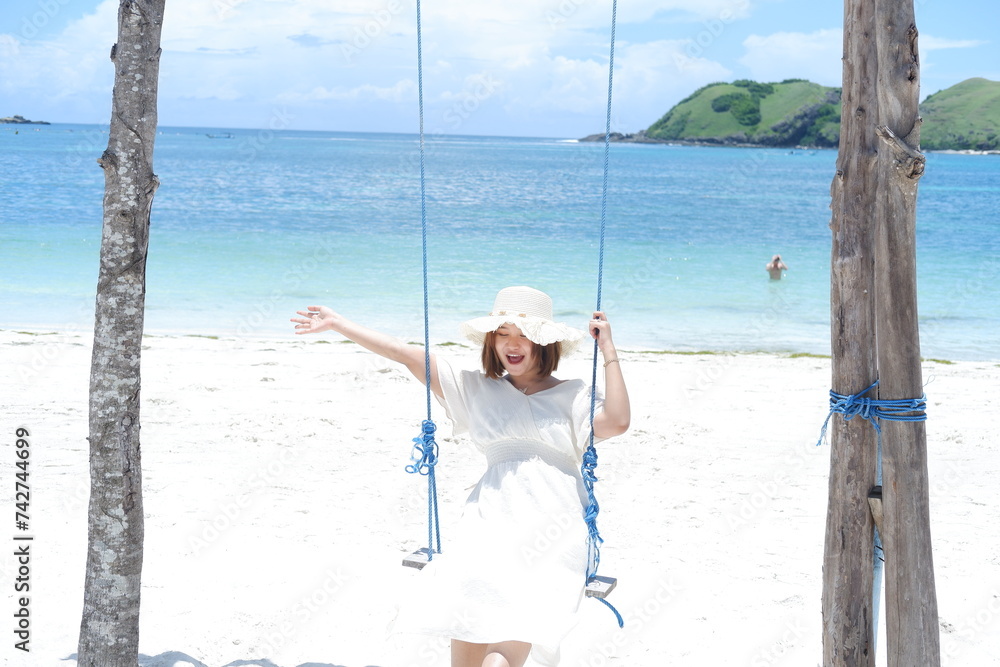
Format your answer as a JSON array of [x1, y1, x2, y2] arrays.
[[814, 378, 926, 652], [815, 379, 927, 447]]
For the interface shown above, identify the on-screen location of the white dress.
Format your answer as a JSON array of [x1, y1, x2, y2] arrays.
[[394, 358, 602, 665]]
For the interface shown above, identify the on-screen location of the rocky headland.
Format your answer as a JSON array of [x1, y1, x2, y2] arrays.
[[1, 115, 50, 125]]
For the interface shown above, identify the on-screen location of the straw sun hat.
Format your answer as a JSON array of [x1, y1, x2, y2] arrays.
[[459, 286, 586, 355]]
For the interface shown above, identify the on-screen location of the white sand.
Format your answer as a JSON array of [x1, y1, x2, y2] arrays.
[[2, 329, 998, 666]]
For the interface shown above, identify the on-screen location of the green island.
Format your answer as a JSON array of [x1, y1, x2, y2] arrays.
[[582, 77, 1000, 152], [1, 115, 50, 125]]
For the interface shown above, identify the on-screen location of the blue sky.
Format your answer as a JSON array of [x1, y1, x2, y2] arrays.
[[1, 0, 996, 137]]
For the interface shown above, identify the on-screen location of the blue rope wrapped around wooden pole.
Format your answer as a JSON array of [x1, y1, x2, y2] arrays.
[[816, 378, 927, 651], [816, 379, 927, 447]]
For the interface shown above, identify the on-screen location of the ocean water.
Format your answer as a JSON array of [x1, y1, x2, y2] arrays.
[[2, 124, 998, 360]]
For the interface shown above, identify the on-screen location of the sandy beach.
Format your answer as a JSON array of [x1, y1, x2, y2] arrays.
[[2, 328, 998, 666]]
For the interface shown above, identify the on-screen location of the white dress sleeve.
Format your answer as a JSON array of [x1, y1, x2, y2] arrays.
[[433, 357, 477, 436], [571, 381, 605, 453]]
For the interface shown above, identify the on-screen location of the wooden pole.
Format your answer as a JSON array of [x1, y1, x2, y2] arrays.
[[823, 0, 879, 663], [872, 0, 941, 664], [78, 1, 164, 664]]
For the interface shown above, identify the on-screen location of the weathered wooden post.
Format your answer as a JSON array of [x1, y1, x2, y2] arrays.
[[823, 0, 879, 663], [872, 0, 941, 664], [78, 1, 164, 664]]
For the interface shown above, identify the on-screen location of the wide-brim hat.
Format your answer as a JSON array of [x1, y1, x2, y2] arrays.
[[460, 286, 586, 355]]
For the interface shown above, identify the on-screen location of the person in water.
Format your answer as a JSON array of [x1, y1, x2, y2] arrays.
[[766, 254, 789, 280]]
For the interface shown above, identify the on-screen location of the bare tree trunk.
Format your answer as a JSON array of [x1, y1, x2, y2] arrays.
[[78, 1, 164, 664], [872, 1, 941, 664], [823, 0, 878, 663]]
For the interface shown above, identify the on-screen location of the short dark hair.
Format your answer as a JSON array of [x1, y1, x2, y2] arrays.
[[481, 330, 561, 379]]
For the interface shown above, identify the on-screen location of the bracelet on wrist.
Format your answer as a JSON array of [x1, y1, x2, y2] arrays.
[[603, 358, 620, 368]]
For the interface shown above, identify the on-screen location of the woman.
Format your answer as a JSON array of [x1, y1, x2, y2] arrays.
[[291, 286, 630, 667]]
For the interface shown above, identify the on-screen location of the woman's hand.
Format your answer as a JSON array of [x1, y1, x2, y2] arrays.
[[291, 305, 337, 335], [289, 305, 443, 399], [589, 310, 630, 438], [589, 311, 616, 353]]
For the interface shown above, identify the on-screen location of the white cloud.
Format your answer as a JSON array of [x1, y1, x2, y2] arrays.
[[740, 29, 843, 86], [613, 39, 731, 129], [450, 0, 753, 32], [919, 35, 987, 52], [0, 0, 805, 133], [0, 0, 117, 112], [0, 33, 21, 57], [282, 80, 417, 104], [528, 55, 607, 114]]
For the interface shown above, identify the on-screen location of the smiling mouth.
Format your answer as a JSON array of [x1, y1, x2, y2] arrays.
[[506, 355, 525, 365]]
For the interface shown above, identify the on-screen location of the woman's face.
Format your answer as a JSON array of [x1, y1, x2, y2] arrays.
[[493, 323, 538, 377]]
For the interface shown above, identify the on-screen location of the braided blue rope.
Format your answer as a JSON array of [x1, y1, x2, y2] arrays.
[[580, 447, 603, 571], [583, 0, 623, 629], [404, 0, 441, 560], [815, 379, 927, 447]]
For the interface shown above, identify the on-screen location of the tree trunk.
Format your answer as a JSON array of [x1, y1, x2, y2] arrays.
[[78, 1, 164, 664], [823, 0, 879, 663], [872, 1, 941, 664]]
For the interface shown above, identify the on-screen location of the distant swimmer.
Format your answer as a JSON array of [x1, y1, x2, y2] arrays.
[[766, 254, 788, 280]]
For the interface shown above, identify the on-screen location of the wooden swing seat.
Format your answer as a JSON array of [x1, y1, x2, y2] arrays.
[[405, 548, 618, 599], [586, 575, 617, 599], [403, 547, 434, 569]]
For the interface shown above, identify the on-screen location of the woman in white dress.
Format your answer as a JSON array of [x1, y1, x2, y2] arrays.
[[292, 286, 630, 667]]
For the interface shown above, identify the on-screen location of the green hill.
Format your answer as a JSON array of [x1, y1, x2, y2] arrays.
[[645, 79, 842, 147], [919, 78, 1000, 151], [639, 77, 1000, 151]]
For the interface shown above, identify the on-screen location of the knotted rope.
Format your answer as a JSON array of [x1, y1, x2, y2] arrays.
[[406, 420, 441, 557], [815, 379, 927, 447]]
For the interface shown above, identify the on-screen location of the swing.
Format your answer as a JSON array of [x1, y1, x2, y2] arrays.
[[400, 0, 623, 620]]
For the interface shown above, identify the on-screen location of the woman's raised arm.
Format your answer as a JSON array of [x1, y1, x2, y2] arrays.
[[291, 305, 442, 399], [588, 311, 631, 439]]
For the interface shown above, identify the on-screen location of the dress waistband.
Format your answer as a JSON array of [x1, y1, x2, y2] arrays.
[[483, 439, 580, 476]]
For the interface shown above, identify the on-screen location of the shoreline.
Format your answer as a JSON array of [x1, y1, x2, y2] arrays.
[[8, 123, 998, 154], [5, 326, 997, 365], [579, 132, 1000, 155]]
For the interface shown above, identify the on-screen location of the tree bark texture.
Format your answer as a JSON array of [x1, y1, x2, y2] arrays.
[[78, 1, 164, 665], [872, 2, 941, 664], [823, 0, 879, 664]]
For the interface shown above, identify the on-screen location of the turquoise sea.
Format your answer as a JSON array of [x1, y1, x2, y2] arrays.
[[2, 124, 998, 360]]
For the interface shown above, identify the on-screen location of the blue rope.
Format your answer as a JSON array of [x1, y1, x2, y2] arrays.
[[815, 378, 926, 650], [815, 379, 927, 447], [595, 596, 624, 626], [583, 0, 623, 629], [581, 446, 604, 574], [406, 420, 441, 554], [405, 0, 441, 560]]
